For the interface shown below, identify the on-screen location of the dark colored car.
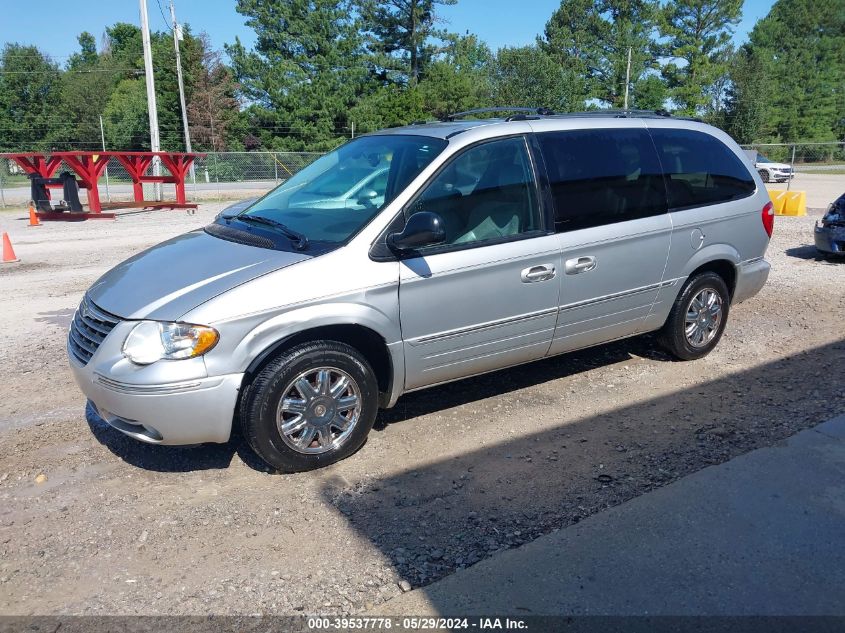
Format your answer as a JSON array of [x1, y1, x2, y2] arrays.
[[815, 193, 845, 256]]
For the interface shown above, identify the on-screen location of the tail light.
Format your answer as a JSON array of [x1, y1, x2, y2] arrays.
[[762, 201, 774, 238]]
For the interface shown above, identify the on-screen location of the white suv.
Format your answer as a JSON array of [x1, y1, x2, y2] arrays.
[[745, 150, 795, 183]]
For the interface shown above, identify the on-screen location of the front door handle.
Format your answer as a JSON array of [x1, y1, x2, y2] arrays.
[[521, 264, 556, 283], [564, 256, 597, 274]]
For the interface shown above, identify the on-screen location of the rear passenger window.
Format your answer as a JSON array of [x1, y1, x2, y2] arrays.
[[648, 128, 755, 210], [537, 129, 667, 232]]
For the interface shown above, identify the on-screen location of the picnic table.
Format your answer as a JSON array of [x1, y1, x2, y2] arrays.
[[1, 151, 204, 217]]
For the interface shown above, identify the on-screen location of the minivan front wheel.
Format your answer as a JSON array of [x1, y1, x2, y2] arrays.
[[240, 341, 378, 472], [659, 272, 730, 361]]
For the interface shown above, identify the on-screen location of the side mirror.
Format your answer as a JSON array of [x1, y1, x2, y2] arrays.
[[388, 211, 446, 252], [356, 189, 379, 206]]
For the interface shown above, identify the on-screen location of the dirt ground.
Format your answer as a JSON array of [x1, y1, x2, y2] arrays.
[[0, 193, 843, 615]]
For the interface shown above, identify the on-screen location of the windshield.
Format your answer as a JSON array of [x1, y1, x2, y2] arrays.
[[239, 135, 447, 244], [756, 154, 773, 163]]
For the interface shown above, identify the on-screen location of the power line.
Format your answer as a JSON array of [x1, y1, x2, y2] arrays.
[[0, 122, 360, 131], [0, 69, 143, 74], [156, 0, 173, 33]]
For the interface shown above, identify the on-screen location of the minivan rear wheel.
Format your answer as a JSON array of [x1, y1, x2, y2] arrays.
[[659, 272, 730, 361], [240, 341, 378, 472]]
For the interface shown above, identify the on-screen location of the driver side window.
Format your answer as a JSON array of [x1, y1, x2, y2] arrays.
[[407, 136, 541, 247]]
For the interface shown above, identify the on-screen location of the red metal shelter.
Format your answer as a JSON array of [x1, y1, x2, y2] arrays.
[[1, 151, 203, 218]]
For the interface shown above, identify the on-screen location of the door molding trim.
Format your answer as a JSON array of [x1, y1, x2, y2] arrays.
[[408, 307, 559, 345], [558, 278, 680, 313]]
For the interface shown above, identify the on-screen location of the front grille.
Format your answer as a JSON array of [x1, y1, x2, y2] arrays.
[[68, 296, 121, 366]]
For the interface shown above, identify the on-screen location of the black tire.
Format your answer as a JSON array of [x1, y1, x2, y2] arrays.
[[239, 341, 378, 472], [758, 169, 770, 183], [659, 272, 731, 361]]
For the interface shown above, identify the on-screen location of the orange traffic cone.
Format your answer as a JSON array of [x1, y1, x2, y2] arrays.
[[1, 232, 20, 263], [28, 203, 41, 227]]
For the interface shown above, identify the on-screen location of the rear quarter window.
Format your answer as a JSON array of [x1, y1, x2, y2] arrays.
[[648, 128, 755, 210], [537, 128, 668, 232]]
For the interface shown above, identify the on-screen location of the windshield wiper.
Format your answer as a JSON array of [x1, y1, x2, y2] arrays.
[[237, 214, 309, 250]]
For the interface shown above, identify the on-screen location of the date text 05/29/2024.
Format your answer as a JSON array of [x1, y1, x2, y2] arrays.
[[306, 617, 528, 630]]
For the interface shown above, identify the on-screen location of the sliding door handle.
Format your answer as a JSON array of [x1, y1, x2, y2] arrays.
[[521, 264, 556, 283], [564, 256, 597, 274]]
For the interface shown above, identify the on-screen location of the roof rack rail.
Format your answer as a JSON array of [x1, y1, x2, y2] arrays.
[[553, 108, 671, 118], [552, 108, 702, 122], [439, 107, 703, 125], [444, 107, 553, 122]]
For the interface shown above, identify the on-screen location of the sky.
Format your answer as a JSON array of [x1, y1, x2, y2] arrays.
[[0, 0, 777, 64]]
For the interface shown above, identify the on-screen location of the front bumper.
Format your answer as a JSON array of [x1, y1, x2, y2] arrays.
[[68, 332, 242, 445], [733, 257, 771, 304], [815, 224, 845, 255]]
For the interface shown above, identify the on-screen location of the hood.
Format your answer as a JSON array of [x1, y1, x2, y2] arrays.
[[216, 198, 257, 220], [759, 161, 791, 170], [87, 230, 311, 321], [822, 202, 845, 227]]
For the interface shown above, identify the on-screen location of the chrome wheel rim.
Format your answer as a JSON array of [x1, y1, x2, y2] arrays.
[[276, 367, 362, 454], [684, 288, 723, 348]]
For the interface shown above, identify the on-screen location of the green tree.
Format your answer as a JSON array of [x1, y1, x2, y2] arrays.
[[746, 0, 845, 141], [101, 79, 150, 150], [417, 34, 494, 118], [361, 0, 457, 84], [631, 73, 667, 110], [52, 69, 113, 151], [68, 32, 98, 70], [541, 0, 598, 109], [658, 0, 742, 116], [49, 33, 114, 151], [226, 0, 369, 150], [348, 33, 492, 130], [590, 0, 662, 108], [95, 22, 218, 151], [721, 45, 769, 143], [347, 85, 427, 133], [493, 45, 579, 111], [103, 22, 145, 75], [542, 0, 663, 109], [150, 26, 199, 150], [0, 44, 64, 151]]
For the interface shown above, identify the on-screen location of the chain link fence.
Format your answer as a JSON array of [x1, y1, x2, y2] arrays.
[[740, 142, 845, 172], [0, 151, 324, 208], [2, 144, 843, 208]]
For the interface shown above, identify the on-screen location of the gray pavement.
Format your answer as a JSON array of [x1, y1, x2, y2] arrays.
[[374, 414, 845, 616]]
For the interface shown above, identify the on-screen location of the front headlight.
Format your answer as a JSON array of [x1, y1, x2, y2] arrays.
[[122, 321, 219, 365]]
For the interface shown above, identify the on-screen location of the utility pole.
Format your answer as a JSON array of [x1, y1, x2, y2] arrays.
[[169, 0, 195, 189], [208, 90, 221, 198], [99, 115, 111, 202], [623, 47, 632, 110], [139, 0, 162, 200]]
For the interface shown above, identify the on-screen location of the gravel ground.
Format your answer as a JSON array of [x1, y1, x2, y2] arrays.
[[0, 195, 843, 615]]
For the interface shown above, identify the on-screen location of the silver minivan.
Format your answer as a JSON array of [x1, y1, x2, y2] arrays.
[[68, 110, 773, 471]]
